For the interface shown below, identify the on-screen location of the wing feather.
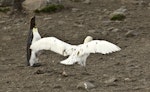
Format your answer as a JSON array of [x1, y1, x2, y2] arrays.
[[79, 40, 121, 55], [30, 37, 75, 56]]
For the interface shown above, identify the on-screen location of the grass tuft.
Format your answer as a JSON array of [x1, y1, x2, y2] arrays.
[[110, 14, 126, 21], [34, 4, 64, 13], [0, 7, 10, 13]]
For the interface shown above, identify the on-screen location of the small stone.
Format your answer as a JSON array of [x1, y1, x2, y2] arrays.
[[101, 31, 108, 36], [104, 77, 118, 84], [1, 57, 6, 61], [88, 29, 96, 33], [0, 21, 5, 24], [58, 20, 66, 25], [124, 78, 131, 81], [102, 21, 112, 26], [53, 85, 62, 89], [125, 30, 138, 37], [72, 8, 80, 13], [83, 0, 91, 4], [148, 3, 150, 7], [62, 71, 68, 77], [34, 69, 44, 74], [107, 27, 114, 31], [44, 17, 52, 20], [112, 28, 119, 32], [77, 81, 96, 90]]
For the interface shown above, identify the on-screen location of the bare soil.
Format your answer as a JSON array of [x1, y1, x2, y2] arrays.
[[0, 0, 150, 92]]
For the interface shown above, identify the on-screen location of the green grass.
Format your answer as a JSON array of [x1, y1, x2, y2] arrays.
[[34, 4, 64, 13], [110, 14, 126, 21], [0, 7, 10, 13]]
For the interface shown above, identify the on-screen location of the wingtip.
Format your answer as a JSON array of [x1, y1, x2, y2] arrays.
[[60, 60, 74, 65]]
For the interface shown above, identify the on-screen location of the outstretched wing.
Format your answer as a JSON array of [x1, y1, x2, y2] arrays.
[[78, 40, 121, 55], [60, 40, 121, 66], [30, 37, 76, 56]]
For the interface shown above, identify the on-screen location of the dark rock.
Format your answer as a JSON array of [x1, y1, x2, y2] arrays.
[[34, 69, 45, 74]]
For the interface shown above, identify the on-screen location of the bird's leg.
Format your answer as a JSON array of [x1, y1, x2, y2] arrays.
[[62, 66, 68, 76], [32, 52, 41, 67]]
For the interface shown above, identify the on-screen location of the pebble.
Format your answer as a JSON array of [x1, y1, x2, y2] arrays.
[[0, 21, 5, 24], [112, 28, 119, 32], [107, 27, 114, 31], [77, 81, 96, 90], [1, 57, 6, 61], [62, 71, 68, 77], [53, 85, 62, 89], [124, 78, 132, 81], [104, 77, 118, 84], [34, 69, 45, 74], [72, 8, 80, 13], [83, 0, 91, 4], [44, 17, 52, 20], [101, 31, 108, 36], [125, 30, 138, 37], [58, 20, 66, 25], [88, 29, 97, 33]]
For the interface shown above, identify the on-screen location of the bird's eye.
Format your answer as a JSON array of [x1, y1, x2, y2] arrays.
[[77, 51, 80, 55]]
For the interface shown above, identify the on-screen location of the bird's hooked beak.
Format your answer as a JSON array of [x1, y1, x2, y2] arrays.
[[84, 36, 93, 43], [30, 16, 36, 29]]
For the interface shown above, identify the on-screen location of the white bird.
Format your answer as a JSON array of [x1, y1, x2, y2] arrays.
[[60, 36, 121, 67], [29, 28, 41, 66], [27, 16, 75, 67], [30, 35, 121, 68], [27, 18, 121, 70], [26, 16, 41, 66], [29, 37, 77, 67]]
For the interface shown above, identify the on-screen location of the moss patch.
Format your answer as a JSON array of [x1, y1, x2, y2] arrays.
[[110, 14, 126, 21], [0, 7, 10, 13], [34, 4, 64, 13]]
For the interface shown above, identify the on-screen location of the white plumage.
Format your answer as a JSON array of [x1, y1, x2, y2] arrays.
[[30, 35, 121, 67], [30, 37, 76, 56], [31, 28, 41, 44], [60, 38, 121, 66], [29, 28, 41, 66]]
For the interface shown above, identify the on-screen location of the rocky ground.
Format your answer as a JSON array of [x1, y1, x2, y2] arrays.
[[0, 0, 150, 92]]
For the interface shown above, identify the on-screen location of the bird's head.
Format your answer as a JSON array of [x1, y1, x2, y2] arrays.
[[32, 27, 38, 32], [84, 36, 93, 43]]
